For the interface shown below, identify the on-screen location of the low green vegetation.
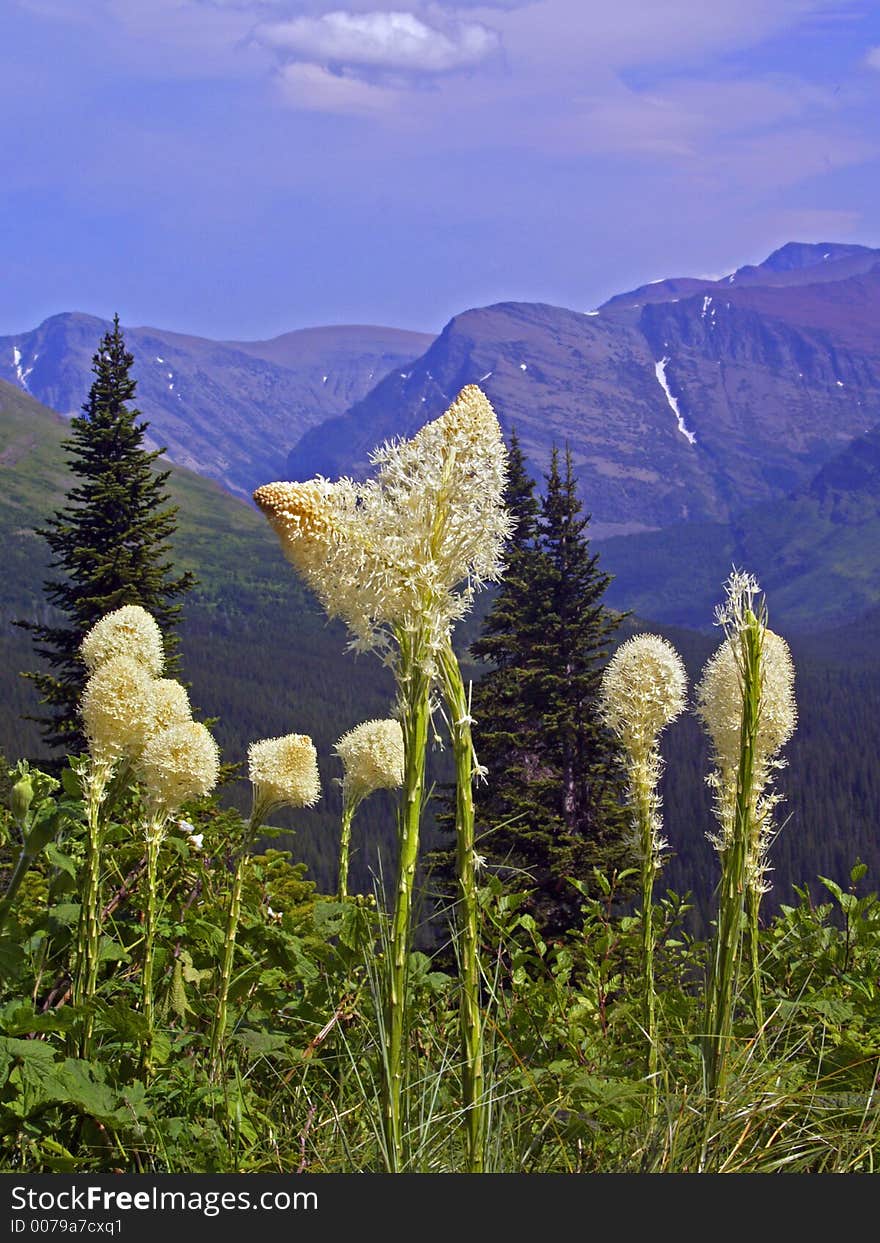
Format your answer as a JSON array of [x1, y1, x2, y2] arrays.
[[1, 754, 877, 1173]]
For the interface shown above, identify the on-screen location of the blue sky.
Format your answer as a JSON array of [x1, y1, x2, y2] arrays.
[[2, 1, 879, 339]]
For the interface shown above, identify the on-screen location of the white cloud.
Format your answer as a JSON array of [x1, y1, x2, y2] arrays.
[[258, 10, 499, 74], [866, 46, 880, 70], [277, 61, 401, 113]]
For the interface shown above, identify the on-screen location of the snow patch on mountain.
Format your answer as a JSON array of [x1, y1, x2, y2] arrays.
[[654, 358, 697, 445], [12, 345, 33, 392]]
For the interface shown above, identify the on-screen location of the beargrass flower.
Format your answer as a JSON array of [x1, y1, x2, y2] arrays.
[[334, 717, 405, 902], [253, 385, 511, 1171], [696, 617, 797, 882], [254, 385, 512, 672], [599, 634, 687, 1115], [209, 732, 319, 1076], [149, 679, 192, 735], [600, 633, 687, 862], [247, 733, 321, 814], [80, 655, 158, 764], [137, 720, 220, 817], [80, 605, 164, 677], [335, 718, 405, 808], [697, 570, 798, 1093]]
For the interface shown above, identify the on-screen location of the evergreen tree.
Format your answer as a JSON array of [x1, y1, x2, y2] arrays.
[[471, 443, 630, 937], [18, 316, 195, 753]]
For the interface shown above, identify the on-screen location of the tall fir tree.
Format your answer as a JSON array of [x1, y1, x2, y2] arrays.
[[471, 442, 630, 937], [18, 315, 195, 753]]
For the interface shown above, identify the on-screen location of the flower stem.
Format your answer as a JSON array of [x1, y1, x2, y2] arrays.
[[141, 817, 166, 1080], [439, 641, 485, 1173], [703, 612, 763, 1102], [338, 801, 356, 901], [210, 816, 257, 1076], [382, 630, 431, 1173], [72, 759, 112, 1060], [634, 764, 658, 1118]]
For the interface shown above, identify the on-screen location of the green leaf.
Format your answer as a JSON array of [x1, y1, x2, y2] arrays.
[[44, 843, 77, 878], [0, 1002, 74, 1036], [97, 936, 131, 965], [150, 1030, 172, 1066], [818, 876, 845, 904], [55, 1060, 119, 1121], [61, 765, 84, 799], [99, 1002, 149, 1043], [179, 949, 211, 986], [48, 902, 81, 929]]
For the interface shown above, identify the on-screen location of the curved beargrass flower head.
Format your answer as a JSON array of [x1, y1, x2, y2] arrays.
[[80, 655, 159, 765], [80, 605, 164, 677], [254, 385, 512, 672], [248, 733, 321, 817], [335, 718, 405, 809], [137, 721, 220, 820]]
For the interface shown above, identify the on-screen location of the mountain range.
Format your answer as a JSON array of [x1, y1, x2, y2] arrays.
[[286, 241, 880, 541], [0, 315, 432, 500], [3, 239, 880, 632]]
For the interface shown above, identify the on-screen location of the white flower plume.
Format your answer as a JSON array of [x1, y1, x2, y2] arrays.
[[80, 605, 164, 677], [696, 571, 797, 890], [254, 384, 512, 674], [599, 633, 687, 866], [335, 717, 405, 807]]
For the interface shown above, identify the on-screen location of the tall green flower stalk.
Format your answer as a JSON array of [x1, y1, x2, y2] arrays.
[[75, 625, 161, 1058], [254, 385, 511, 1172], [140, 812, 165, 1076], [136, 720, 219, 1077], [334, 719, 404, 901], [72, 759, 113, 1059], [599, 634, 687, 1117], [696, 573, 796, 1101], [210, 733, 320, 1076], [438, 640, 486, 1171], [383, 632, 432, 1167]]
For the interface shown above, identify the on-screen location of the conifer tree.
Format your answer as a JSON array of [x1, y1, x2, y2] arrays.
[[471, 443, 629, 936], [18, 316, 195, 753]]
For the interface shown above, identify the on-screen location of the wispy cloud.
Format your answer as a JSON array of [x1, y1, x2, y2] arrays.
[[278, 60, 402, 113], [866, 45, 880, 69]]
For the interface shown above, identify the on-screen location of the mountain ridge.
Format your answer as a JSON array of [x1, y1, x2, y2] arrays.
[[286, 243, 880, 539], [0, 313, 433, 501]]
